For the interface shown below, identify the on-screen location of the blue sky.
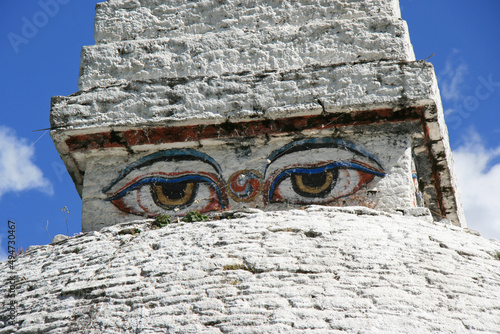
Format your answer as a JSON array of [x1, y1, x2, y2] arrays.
[[1, 0, 499, 260]]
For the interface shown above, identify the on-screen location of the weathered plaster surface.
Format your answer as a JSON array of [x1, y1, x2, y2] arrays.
[[81, 17, 413, 90], [52, 61, 434, 131], [94, 0, 404, 44], [81, 0, 414, 91], [1, 207, 499, 333]]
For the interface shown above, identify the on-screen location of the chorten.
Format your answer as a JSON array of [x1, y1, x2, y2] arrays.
[[2, 2, 500, 333]]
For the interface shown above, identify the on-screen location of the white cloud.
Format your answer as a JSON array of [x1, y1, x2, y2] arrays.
[[438, 50, 468, 115], [0, 237, 7, 262], [453, 130, 500, 240], [0, 126, 53, 198]]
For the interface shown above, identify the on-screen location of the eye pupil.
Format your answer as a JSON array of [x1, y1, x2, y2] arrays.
[[300, 173, 327, 188], [292, 170, 337, 198], [151, 182, 198, 209], [160, 182, 190, 200]]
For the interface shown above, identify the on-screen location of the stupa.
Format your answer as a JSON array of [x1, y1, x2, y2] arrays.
[[2, 1, 499, 333]]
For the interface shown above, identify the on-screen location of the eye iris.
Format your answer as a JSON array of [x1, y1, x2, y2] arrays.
[[151, 182, 198, 209], [292, 170, 337, 198]]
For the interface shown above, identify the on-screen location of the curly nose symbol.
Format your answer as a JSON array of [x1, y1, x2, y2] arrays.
[[227, 170, 262, 202]]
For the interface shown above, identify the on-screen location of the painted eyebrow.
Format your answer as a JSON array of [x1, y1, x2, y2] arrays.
[[263, 138, 384, 176], [102, 149, 223, 193]]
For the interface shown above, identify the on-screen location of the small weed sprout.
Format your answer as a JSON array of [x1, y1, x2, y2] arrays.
[[182, 210, 209, 222], [45, 220, 51, 241], [14, 247, 24, 258], [118, 228, 141, 236], [61, 206, 70, 237], [223, 264, 245, 270], [153, 214, 172, 228], [223, 263, 256, 273]]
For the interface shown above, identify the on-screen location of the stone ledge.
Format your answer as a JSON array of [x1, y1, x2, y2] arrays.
[[53, 60, 434, 131], [94, 0, 403, 43], [81, 16, 414, 90]]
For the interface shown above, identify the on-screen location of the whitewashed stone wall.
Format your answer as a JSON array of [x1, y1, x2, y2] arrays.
[[82, 0, 413, 90], [1, 207, 499, 333], [51, 61, 435, 130], [93, 0, 405, 44], [81, 16, 414, 90]]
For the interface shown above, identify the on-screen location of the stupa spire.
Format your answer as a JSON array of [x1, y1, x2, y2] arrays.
[[50, 0, 465, 231]]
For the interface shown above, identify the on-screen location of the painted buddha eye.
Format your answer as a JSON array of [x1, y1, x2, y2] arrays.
[[265, 161, 384, 204], [106, 172, 227, 217], [263, 138, 386, 205], [102, 149, 228, 217]]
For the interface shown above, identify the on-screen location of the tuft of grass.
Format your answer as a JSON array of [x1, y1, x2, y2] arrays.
[[118, 228, 141, 236], [304, 230, 322, 238], [182, 210, 209, 222], [274, 227, 301, 233], [152, 214, 172, 228], [14, 247, 24, 258], [61, 206, 71, 237], [494, 252, 500, 261], [223, 263, 256, 274], [223, 264, 245, 271]]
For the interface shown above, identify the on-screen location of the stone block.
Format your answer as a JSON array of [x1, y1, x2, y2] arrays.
[[80, 17, 414, 90], [94, 0, 403, 43]]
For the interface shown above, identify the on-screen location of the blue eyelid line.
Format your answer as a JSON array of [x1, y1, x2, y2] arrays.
[[263, 138, 384, 176], [105, 175, 226, 209], [268, 161, 386, 201], [102, 149, 223, 193]]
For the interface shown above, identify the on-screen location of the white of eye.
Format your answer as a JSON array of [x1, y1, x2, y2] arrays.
[[117, 182, 216, 216]]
